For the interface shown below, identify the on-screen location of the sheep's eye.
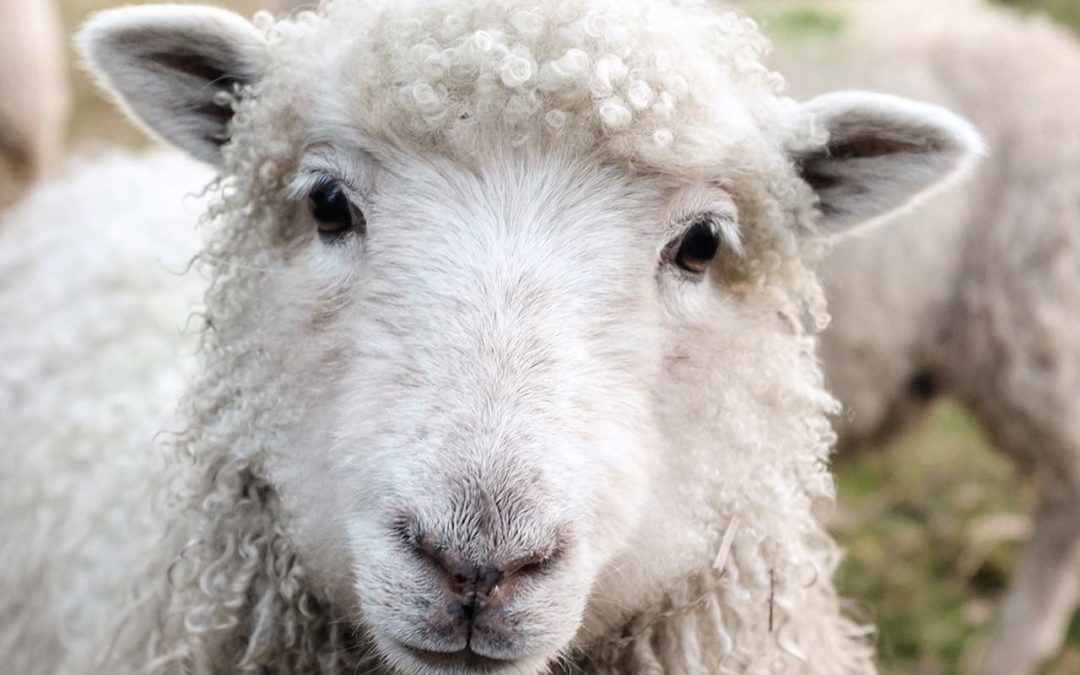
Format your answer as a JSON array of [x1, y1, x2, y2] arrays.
[[666, 218, 721, 275], [309, 180, 364, 238]]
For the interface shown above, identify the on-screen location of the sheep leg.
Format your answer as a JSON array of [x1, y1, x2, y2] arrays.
[[979, 478, 1080, 675]]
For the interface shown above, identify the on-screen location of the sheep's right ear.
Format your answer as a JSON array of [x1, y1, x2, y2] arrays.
[[78, 6, 268, 166]]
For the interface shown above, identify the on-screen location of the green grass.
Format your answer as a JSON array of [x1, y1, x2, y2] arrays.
[[832, 401, 1080, 674], [997, 0, 1080, 34], [753, 5, 848, 41], [752, 0, 1080, 45]]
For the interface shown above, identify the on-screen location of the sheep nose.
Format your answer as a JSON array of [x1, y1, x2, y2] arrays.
[[407, 532, 558, 618], [442, 559, 504, 611]]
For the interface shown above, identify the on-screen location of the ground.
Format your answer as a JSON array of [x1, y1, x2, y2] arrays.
[[833, 402, 1080, 675], [42, 1, 1080, 673]]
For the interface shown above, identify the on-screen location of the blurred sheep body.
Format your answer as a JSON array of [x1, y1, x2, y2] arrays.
[[0, 1, 981, 673], [0, 0, 69, 204], [760, 1, 1080, 672], [0, 150, 209, 675]]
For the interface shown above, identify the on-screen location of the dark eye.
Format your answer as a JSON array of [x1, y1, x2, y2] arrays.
[[309, 180, 365, 238], [665, 217, 721, 275]]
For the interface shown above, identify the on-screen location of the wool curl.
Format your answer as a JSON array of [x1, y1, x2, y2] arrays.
[[263, 0, 801, 176], [253, 0, 829, 296]]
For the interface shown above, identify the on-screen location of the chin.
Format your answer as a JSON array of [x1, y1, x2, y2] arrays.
[[375, 634, 555, 675]]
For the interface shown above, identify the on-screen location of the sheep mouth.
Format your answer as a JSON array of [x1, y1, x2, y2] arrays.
[[400, 644, 516, 672]]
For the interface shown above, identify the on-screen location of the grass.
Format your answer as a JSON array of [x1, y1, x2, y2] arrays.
[[832, 400, 1080, 674], [49, 0, 1080, 673], [998, 0, 1080, 34], [753, 5, 848, 41]]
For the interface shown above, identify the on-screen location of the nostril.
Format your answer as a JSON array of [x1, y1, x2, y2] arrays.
[[396, 520, 482, 594], [395, 517, 455, 574], [515, 558, 547, 576], [504, 543, 562, 579]]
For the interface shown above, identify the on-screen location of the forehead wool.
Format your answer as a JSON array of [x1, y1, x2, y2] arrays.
[[263, 0, 802, 176]]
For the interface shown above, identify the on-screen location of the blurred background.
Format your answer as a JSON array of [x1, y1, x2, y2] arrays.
[[2, 1, 1077, 673]]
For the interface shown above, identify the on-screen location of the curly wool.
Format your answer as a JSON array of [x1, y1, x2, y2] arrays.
[[2, 2, 872, 674], [264, 0, 796, 177], [254, 0, 826, 294]]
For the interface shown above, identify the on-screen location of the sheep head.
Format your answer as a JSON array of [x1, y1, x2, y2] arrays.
[[80, 1, 982, 673]]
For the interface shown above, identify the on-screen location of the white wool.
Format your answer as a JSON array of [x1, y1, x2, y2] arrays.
[[0, 150, 210, 675], [259, 0, 798, 178]]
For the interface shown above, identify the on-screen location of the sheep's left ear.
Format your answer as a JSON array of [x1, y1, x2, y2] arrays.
[[792, 92, 985, 234], [78, 5, 268, 166]]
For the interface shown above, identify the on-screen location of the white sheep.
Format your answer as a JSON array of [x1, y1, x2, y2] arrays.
[[750, 1, 1080, 672], [0, 1, 982, 673], [0, 0, 69, 205]]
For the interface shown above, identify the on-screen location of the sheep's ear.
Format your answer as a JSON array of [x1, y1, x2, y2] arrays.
[[78, 5, 268, 166], [792, 92, 984, 234]]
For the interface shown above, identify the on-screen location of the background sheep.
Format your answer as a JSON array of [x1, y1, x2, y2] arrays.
[[0, 150, 208, 674], [0, 0, 70, 207], [746, 1, 1080, 672], [0, 1, 982, 673]]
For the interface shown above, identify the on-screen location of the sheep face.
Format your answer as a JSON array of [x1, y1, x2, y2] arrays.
[[265, 149, 740, 673], [79, 2, 983, 672]]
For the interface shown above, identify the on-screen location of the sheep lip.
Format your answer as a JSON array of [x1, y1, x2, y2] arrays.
[[401, 644, 513, 671]]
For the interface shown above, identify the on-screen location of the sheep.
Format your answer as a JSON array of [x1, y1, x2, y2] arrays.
[[0, 149, 210, 675], [749, 1, 1080, 672], [0, 1, 983, 673], [0, 0, 70, 206]]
